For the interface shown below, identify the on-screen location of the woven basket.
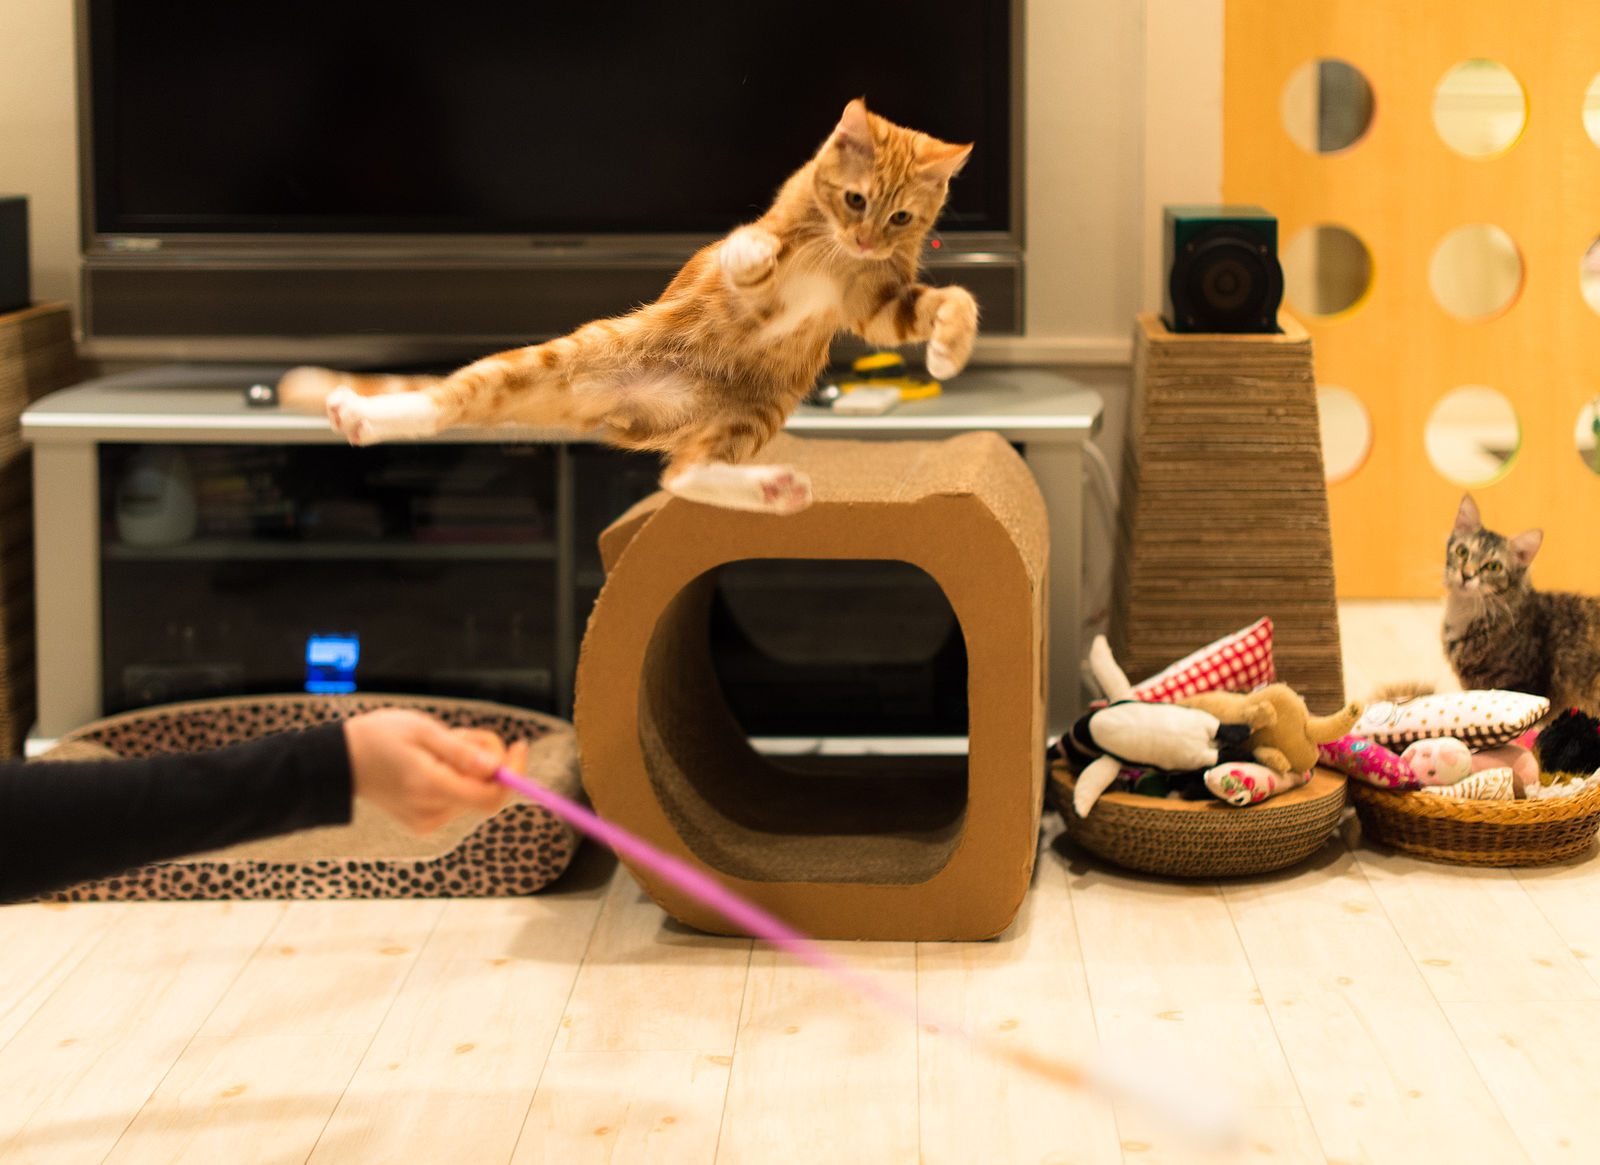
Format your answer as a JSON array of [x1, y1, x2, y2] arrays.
[[1347, 779, 1600, 866], [1048, 762, 1346, 878]]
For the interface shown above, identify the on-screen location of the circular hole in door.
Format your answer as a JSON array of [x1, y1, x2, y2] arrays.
[[1425, 386, 1521, 487]]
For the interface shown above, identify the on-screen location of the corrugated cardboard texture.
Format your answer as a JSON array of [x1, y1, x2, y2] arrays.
[[1113, 314, 1345, 710], [576, 432, 1049, 941], [0, 303, 78, 756]]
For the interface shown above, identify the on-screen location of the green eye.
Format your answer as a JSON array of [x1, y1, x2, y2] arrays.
[[844, 191, 867, 211], [890, 210, 912, 226], [1485, 561, 1502, 571], [1456, 545, 1468, 558]]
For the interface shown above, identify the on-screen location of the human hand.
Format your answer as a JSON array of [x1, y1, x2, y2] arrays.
[[343, 709, 526, 835]]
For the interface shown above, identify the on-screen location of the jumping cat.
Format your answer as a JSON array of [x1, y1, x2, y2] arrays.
[[1442, 494, 1600, 716], [277, 99, 977, 515]]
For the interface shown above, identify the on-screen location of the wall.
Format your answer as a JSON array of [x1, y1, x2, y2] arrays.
[[0, 2, 78, 308], [0, 1, 1226, 355], [0, 0, 1228, 639]]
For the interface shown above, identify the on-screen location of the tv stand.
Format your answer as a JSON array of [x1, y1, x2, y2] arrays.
[[23, 366, 1101, 750]]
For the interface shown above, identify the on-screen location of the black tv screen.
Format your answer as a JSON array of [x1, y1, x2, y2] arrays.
[[88, 1, 1012, 236]]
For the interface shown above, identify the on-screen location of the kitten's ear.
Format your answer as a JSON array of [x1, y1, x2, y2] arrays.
[[1509, 528, 1544, 567], [832, 98, 874, 158], [1453, 493, 1481, 536], [919, 139, 974, 182]]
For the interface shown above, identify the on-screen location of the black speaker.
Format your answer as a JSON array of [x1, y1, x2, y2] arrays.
[[1162, 205, 1283, 333], [0, 196, 28, 315]]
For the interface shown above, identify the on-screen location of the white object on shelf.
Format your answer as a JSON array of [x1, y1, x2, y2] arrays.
[[831, 387, 901, 416]]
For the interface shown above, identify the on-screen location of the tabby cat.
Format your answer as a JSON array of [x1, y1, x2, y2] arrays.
[[1442, 494, 1600, 716], [278, 100, 976, 514]]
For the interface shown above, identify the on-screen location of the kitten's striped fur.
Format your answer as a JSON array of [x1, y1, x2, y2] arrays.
[[1442, 494, 1600, 716], [278, 100, 976, 514]]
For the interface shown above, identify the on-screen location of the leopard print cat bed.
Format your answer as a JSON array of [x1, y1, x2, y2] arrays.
[[34, 694, 582, 901]]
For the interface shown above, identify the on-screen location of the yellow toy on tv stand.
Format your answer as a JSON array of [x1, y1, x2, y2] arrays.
[[833, 351, 943, 402]]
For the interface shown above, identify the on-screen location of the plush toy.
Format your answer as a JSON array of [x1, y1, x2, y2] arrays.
[[1533, 709, 1600, 782], [1203, 762, 1308, 806], [1419, 768, 1517, 800], [1470, 742, 1539, 796], [1061, 699, 1259, 818], [1318, 733, 1482, 789], [1318, 734, 1415, 788], [1399, 737, 1472, 786], [1177, 685, 1363, 777]]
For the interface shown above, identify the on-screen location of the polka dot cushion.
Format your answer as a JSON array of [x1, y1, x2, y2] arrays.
[[1355, 690, 1550, 750], [1131, 617, 1276, 702]]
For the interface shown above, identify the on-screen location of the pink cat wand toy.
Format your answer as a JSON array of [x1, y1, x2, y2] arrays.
[[492, 764, 1238, 1147]]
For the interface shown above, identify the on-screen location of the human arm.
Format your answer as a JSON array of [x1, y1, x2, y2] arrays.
[[0, 710, 516, 902]]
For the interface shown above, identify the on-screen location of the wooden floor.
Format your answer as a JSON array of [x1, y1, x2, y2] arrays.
[[2, 600, 1595, 1164]]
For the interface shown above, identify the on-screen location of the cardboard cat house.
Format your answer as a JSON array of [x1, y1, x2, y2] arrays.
[[575, 432, 1049, 941]]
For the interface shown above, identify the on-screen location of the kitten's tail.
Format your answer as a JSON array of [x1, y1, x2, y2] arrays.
[[277, 366, 444, 414]]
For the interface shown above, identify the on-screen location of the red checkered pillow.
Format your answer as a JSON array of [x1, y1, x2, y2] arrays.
[[1130, 618, 1276, 701]]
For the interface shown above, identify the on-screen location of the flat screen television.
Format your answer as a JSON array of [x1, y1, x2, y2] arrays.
[[78, 0, 1023, 364]]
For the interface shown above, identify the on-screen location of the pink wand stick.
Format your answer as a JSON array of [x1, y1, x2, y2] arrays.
[[492, 764, 924, 1025], [492, 763, 1237, 1146]]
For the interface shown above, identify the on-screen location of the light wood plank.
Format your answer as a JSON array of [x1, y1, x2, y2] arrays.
[[559, 868, 751, 1054], [310, 890, 608, 1165], [1069, 860, 1317, 1162], [716, 942, 918, 1165], [515, 1050, 731, 1165], [1225, 848, 1531, 1165], [0, 902, 125, 1049], [1068, 866, 1263, 1009], [1444, 1000, 1600, 1165], [1111, 1100, 1325, 1165], [1514, 859, 1600, 993], [0, 901, 287, 1164], [102, 899, 445, 1165], [916, 845, 1121, 1165], [1356, 848, 1600, 1004]]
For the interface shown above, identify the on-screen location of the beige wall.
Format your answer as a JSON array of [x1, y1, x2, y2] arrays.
[[0, 1, 78, 307], [0, 0, 1225, 360]]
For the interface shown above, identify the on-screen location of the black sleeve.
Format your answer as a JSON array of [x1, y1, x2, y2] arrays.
[[0, 723, 354, 902]]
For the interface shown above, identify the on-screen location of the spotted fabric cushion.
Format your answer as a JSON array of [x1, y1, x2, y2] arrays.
[[34, 693, 581, 902], [1354, 690, 1550, 750], [1131, 618, 1276, 702]]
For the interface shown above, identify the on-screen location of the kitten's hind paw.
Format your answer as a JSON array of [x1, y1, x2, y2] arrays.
[[758, 466, 813, 515], [664, 462, 814, 515], [326, 386, 374, 445], [326, 387, 442, 446]]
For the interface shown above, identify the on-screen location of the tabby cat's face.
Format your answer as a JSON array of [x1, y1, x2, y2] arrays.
[[811, 100, 971, 263], [1446, 494, 1542, 596], [1445, 528, 1524, 595]]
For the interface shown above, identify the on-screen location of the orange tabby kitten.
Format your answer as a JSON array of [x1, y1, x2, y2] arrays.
[[278, 99, 976, 514]]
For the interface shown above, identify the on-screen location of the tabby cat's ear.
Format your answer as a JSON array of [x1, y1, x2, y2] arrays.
[[1453, 494, 1481, 535], [918, 139, 973, 182], [832, 99, 874, 159], [1509, 529, 1543, 567]]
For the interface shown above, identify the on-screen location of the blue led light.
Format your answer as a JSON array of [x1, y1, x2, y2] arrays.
[[306, 633, 359, 694]]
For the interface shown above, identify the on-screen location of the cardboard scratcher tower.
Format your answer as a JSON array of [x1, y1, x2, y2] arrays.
[[1114, 313, 1345, 710], [575, 432, 1048, 941]]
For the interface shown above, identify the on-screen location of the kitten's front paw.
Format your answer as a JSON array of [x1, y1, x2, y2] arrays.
[[720, 227, 780, 287], [926, 285, 978, 380]]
